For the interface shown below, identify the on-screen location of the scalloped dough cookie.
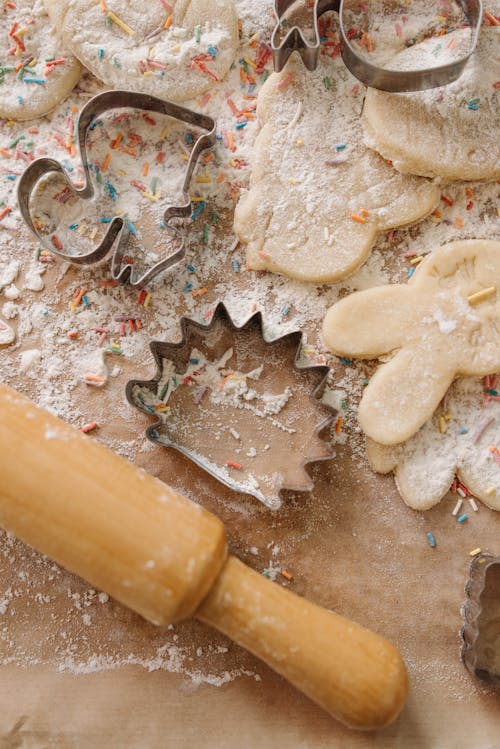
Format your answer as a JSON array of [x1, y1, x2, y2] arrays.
[[0, 0, 81, 121], [366, 377, 500, 512], [362, 26, 500, 181], [233, 50, 439, 283], [44, 0, 238, 102], [323, 240, 500, 445]]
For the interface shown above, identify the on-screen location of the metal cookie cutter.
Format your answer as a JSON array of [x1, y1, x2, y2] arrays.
[[126, 303, 336, 509], [461, 553, 500, 686], [272, 0, 483, 92], [18, 90, 216, 287]]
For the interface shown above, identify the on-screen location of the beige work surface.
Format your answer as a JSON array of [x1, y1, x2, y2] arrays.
[[1, 424, 500, 747], [1, 226, 500, 749], [1, 6, 500, 744]]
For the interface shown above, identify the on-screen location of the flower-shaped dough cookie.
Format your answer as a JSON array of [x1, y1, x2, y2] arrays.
[[362, 23, 500, 181], [366, 376, 500, 511], [233, 39, 439, 283], [322, 240, 500, 445], [44, 0, 238, 102], [0, 0, 81, 120]]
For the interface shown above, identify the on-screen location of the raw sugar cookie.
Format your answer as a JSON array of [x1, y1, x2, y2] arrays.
[[362, 24, 500, 181], [233, 48, 439, 283], [44, 0, 238, 102], [0, 0, 82, 121], [322, 240, 500, 445], [366, 376, 500, 511]]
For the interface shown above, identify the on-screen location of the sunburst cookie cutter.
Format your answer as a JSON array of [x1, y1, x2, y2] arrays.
[[272, 0, 483, 92], [461, 553, 500, 687], [17, 90, 216, 288], [126, 303, 336, 509]]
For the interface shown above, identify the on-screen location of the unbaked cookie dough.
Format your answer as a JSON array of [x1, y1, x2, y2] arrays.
[[362, 25, 500, 181], [322, 240, 500, 445], [366, 376, 500, 511], [44, 0, 238, 102], [0, 0, 82, 121], [233, 48, 439, 283]]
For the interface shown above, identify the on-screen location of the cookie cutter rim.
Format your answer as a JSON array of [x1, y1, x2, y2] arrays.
[[17, 90, 216, 288], [461, 552, 500, 686], [272, 0, 483, 92], [125, 302, 337, 509]]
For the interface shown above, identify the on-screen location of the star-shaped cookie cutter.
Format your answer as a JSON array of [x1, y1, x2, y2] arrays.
[[126, 303, 336, 509], [272, 0, 483, 92], [18, 90, 216, 287]]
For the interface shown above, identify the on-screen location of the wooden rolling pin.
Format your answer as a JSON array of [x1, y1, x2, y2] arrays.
[[0, 383, 408, 729]]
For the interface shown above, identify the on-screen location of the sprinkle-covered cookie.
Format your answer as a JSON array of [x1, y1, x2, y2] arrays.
[[0, 0, 82, 120], [233, 34, 439, 283], [362, 22, 500, 181], [323, 240, 500, 445], [44, 0, 238, 102], [366, 376, 500, 511]]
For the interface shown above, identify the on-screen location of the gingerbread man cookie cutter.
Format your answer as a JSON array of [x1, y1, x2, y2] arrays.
[[322, 240, 500, 446], [272, 0, 483, 92], [18, 90, 216, 288]]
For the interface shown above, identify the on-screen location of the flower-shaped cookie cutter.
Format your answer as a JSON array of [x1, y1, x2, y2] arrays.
[[272, 0, 483, 92], [461, 553, 500, 687], [17, 90, 216, 287], [126, 302, 336, 509]]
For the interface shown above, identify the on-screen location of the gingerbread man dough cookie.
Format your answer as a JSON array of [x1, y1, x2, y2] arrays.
[[44, 0, 238, 102], [0, 0, 82, 121], [233, 46, 439, 283], [322, 240, 500, 445], [362, 23, 500, 182], [366, 376, 500, 511]]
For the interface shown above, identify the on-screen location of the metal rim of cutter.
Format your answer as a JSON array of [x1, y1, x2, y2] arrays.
[[17, 90, 216, 288], [461, 552, 500, 686], [125, 302, 337, 508], [272, 0, 483, 92]]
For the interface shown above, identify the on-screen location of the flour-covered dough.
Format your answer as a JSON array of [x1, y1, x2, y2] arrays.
[[366, 377, 500, 511], [44, 0, 238, 102], [323, 240, 500, 445], [362, 26, 500, 181], [0, 0, 81, 120], [234, 49, 439, 283]]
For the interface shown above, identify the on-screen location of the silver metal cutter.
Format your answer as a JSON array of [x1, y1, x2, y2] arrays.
[[272, 0, 483, 91], [18, 90, 216, 288], [126, 303, 336, 509]]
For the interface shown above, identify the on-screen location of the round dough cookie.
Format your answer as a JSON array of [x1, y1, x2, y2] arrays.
[[44, 0, 238, 102], [362, 25, 500, 181], [0, 0, 82, 121], [233, 48, 439, 283]]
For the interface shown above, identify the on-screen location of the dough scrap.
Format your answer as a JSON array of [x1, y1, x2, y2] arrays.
[[0, 318, 15, 345], [322, 240, 500, 445], [362, 26, 500, 182], [234, 47, 439, 283], [366, 377, 500, 511], [44, 0, 238, 102], [0, 0, 82, 121]]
